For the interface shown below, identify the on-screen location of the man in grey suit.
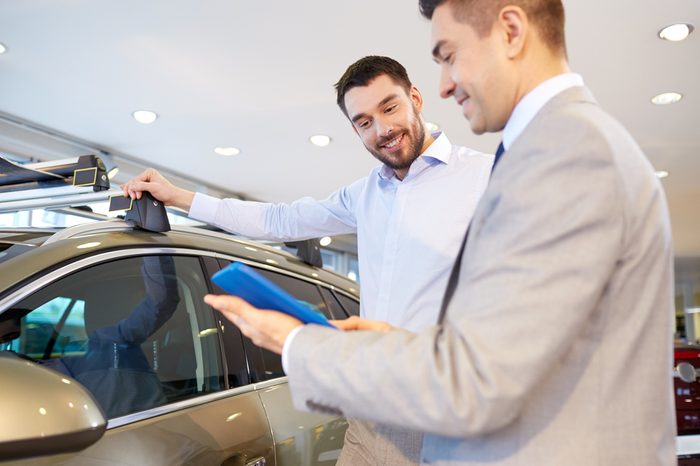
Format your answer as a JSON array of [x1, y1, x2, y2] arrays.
[[206, 0, 677, 464]]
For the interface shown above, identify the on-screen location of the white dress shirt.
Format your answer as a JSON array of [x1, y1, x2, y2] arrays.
[[189, 132, 492, 366]]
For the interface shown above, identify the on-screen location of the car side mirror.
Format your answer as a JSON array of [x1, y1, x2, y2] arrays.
[[0, 353, 107, 460]]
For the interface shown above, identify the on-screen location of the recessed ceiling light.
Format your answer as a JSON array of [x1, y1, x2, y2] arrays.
[[309, 135, 331, 147], [0, 43, 6, 54], [426, 121, 440, 132], [132, 110, 158, 124], [651, 92, 682, 105], [658, 23, 694, 42], [214, 147, 240, 156], [319, 236, 332, 246], [656, 170, 669, 179]]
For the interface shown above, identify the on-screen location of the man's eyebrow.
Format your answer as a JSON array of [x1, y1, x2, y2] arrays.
[[432, 40, 447, 62], [350, 94, 400, 124]]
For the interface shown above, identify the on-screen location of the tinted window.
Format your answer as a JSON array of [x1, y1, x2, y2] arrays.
[[256, 268, 332, 319], [335, 292, 360, 317], [1, 255, 225, 419]]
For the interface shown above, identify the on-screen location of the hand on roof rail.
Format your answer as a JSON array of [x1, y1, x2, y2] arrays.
[[123, 192, 171, 233], [120, 168, 195, 212]]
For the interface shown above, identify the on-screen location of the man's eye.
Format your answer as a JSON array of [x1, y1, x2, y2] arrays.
[[385, 105, 397, 113], [359, 121, 370, 129]]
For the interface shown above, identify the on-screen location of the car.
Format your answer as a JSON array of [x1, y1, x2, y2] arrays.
[[675, 343, 700, 465], [0, 157, 359, 465]]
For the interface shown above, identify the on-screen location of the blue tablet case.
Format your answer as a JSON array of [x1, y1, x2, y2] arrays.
[[211, 262, 336, 328]]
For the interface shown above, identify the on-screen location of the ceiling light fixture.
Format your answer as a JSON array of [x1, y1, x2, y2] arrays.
[[309, 135, 331, 147], [132, 110, 158, 124], [651, 92, 683, 105], [319, 236, 332, 246], [0, 43, 6, 54], [658, 23, 694, 42], [214, 147, 240, 156], [425, 122, 440, 132], [655, 170, 669, 179]]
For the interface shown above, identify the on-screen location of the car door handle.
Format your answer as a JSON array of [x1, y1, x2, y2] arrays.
[[245, 457, 266, 466]]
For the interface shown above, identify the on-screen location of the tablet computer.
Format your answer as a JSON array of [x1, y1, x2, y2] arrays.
[[211, 262, 336, 328]]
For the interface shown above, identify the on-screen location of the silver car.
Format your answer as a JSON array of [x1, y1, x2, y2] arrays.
[[0, 219, 357, 465]]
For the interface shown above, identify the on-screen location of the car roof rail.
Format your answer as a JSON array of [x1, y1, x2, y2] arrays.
[[42, 220, 137, 245], [0, 154, 112, 214]]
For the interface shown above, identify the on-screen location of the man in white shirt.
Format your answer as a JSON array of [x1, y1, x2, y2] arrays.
[[202, 1, 676, 465], [123, 55, 493, 465]]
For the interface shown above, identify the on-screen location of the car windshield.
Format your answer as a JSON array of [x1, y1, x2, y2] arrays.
[[0, 231, 53, 265]]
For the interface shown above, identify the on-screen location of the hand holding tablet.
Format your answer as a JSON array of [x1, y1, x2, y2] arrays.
[[211, 262, 336, 329]]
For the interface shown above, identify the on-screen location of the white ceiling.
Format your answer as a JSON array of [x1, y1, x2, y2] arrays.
[[0, 0, 698, 253]]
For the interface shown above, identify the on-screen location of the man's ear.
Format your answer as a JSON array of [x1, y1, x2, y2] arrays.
[[498, 6, 528, 59], [410, 85, 424, 113]]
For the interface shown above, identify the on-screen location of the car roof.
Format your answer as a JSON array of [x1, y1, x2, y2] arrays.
[[0, 220, 359, 301]]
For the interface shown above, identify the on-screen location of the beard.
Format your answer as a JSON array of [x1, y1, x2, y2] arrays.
[[365, 107, 426, 172]]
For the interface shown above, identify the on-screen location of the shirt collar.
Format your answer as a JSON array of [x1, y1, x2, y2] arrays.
[[502, 73, 584, 151], [378, 131, 452, 180]]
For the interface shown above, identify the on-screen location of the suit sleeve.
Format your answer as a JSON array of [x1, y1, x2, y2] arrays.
[[286, 121, 626, 437], [188, 178, 366, 241]]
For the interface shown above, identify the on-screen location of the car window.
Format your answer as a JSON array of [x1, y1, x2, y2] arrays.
[[255, 268, 333, 320], [1, 254, 225, 419], [334, 292, 360, 317], [254, 268, 334, 380]]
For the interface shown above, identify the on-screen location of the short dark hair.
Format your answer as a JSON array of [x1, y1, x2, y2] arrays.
[[335, 56, 413, 118], [419, 0, 566, 54]]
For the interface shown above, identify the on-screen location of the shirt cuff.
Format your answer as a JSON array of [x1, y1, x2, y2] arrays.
[[188, 192, 220, 224], [282, 325, 305, 373]]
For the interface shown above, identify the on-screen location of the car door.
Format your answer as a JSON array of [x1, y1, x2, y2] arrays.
[[213, 258, 350, 466], [0, 250, 274, 466]]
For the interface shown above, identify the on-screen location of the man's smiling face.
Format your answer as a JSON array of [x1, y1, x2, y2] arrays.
[[345, 74, 427, 178]]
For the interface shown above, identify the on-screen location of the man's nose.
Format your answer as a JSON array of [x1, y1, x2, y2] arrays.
[[439, 67, 456, 99], [376, 117, 393, 137]]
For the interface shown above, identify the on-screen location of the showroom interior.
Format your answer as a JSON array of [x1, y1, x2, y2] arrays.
[[1, 0, 699, 464]]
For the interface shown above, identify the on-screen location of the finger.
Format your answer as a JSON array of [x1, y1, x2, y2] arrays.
[[204, 294, 256, 321], [135, 168, 157, 183], [330, 316, 360, 331], [128, 180, 152, 194]]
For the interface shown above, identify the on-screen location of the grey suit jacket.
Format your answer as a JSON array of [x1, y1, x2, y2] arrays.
[[287, 86, 677, 465]]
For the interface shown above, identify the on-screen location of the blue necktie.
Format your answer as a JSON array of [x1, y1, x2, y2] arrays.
[[493, 141, 505, 170], [437, 141, 505, 321]]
